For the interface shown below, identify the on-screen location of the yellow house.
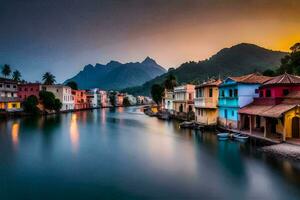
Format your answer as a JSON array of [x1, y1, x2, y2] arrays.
[[0, 78, 22, 112], [283, 105, 300, 139], [194, 79, 222, 126]]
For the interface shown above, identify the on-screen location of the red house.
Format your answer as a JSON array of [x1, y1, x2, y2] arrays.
[[239, 73, 300, 141], [18, 83, 42, 101]]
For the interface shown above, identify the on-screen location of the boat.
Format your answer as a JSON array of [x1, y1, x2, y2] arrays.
[[233, 134, 249, 142], [179, 121, 194, 128], [217, 133, 229, 140]]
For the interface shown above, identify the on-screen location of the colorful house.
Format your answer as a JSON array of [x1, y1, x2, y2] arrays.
[[72, 89, 88, 110], [162, 89, 175, 113], [173, 84, 195, 119], [115, 93, 125, 106], [195, 79, 222, 126], [99, 90, 108, 107], [218, 73, 271, 129], [239, 73, 300, 141], [42, 85, 74, 111], [0, 78, 21, 112], [18, 83, 41, 101]]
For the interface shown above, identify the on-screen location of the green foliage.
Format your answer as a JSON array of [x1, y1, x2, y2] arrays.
[[39, 91, 62, 111], [42, 72, 56, 85], [151, 84, 164, 105], [263, 69, 276, 77], [12, 70, 22, 82], [123, 97, 131, 107], [276, 42, 300, 75], [66, 81, 78, 90], [109, 92, 116, 106], [23, 95, 39, 114], [164, 74, 177, 90], [54, 99, 62, 111], [2, 64, 11, 78]]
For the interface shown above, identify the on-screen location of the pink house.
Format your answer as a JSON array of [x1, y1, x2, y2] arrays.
[[18, 83, 42, 101]]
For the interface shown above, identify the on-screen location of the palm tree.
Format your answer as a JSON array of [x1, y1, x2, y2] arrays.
[[42, 72, 56, 85], [2, 64, 11, 78], [12, 70, 22, 82]]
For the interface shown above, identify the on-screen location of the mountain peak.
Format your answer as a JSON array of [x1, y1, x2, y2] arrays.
[[107, 60, 122, 67], [142, 57, 157, 65]]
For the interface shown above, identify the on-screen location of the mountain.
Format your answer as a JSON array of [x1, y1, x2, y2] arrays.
[[64, 57, 166, 90], [122, 43, 287, 95]]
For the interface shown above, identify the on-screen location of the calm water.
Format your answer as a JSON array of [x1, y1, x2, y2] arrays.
[[1, 107, 300, 199]]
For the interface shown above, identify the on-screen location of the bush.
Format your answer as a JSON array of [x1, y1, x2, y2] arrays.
[[23, 95, 39, 114], [39, 91, 62, 111]]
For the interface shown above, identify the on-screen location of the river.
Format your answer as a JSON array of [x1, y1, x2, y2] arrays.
[[0, 107, 300, 199]]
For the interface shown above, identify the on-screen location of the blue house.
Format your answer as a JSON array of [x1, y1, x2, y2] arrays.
[[218, 73, 271, 129]]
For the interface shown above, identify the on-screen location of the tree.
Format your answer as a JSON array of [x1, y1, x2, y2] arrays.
[[263, 69, 276, 77], [42, 72, 56, 85], [12, 70, 22, 82], [23, 95, 39, 114], [39, 91, 56, 110], [123, 97, 131, 107], [66, 81, 78, 90], [277, 42, 300, 75], [151, 84, 164, 105], [2, 64, 11, 78], [164, 74, 177, 90], [109, 92, 116, 106], [53, 99, 62, 111]]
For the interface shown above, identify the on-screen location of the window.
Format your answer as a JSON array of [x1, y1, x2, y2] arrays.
[[234, 89, 238, 97], [266, 89, 271, 97], [12, 104, 17, 108], [200, 109, 203, 116], [221, 90, 225, 97], [283, 89, 289, 96], [0, 84, 2, 88], [25, 88, 28, 91], [259, 90, 264, 97], [30, 88, 33, 91], [232, 110, 234, 117], [209, 88, 213, 97], [189, 93, 192, 100], [13, 85, 16, 88], [198, 109, 200, 115], [255, 89, 259, 94], [229, 89, 233, 97], [6, 85, 10, 88], [224, 109, 228, 118]]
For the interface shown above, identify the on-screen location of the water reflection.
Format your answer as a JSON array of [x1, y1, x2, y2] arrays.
[[11, 121, 20, 149], [70, 114, 79, 153]]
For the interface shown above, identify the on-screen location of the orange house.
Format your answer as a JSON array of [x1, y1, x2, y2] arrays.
[[72, 90, 88, 110]]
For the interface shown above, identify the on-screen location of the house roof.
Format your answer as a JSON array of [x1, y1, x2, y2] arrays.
[[239, 103, 297, 118], [0, 78, 18, 84], [239, 104, 274, 115], [196, 79, 222, 88], [261, 104, 297, 118], [281, 91, 300, 104], [262, 73, 300, 86], [228, 73, 271, 84]]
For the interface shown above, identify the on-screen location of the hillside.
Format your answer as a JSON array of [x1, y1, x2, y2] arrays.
[[64, 57, 166, 90], [122, 43, 287, 95]]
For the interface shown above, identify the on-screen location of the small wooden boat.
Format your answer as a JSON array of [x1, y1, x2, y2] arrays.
[[233, 134, 249, 142], [217, 133, 229, 140], [179, 121, 194, 128]]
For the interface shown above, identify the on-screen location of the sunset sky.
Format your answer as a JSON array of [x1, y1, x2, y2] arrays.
[[0, 0, 300, 82]]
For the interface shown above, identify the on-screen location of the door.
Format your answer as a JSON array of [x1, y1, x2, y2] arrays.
[[244, 115, 250, 130], [292, 117, 300, 138]]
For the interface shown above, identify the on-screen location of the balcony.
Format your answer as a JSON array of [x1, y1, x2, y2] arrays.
[[253, 97, 283, 105], [195, 97, 217, 108], [218, 97, 238, 107]]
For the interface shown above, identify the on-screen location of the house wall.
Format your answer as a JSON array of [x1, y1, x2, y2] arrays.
[[18, 84, 41, 101], [195, 108, 218, 125]]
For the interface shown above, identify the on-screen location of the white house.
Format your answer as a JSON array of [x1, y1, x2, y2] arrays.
[[42, 84, 74, 111]]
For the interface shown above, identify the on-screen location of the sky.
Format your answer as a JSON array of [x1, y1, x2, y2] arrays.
[[0, 0, 300, 83]]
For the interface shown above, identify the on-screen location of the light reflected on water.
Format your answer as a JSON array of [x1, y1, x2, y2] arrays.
[[70, 114, 79, 153], [11, 122, 20, 148]]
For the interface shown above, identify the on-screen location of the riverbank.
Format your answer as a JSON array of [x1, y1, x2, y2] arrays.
[[259, 143, 300, 161], [0, 104, 149, 120]]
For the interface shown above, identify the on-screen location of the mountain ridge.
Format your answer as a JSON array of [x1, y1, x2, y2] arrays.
[[64, 57, 166, 90], [122, 43, 288, 95]]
